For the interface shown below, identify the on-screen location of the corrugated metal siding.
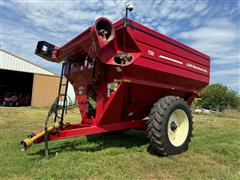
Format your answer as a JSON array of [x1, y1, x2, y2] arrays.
[[0, 49, 76, 106], [0, 50, 55, 76], [31, 74, 60, 106]]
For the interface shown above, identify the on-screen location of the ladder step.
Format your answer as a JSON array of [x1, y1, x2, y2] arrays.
[[54, 62, 71, 123]]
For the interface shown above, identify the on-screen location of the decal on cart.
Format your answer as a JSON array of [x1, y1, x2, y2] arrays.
[[78, 86, 84, 95], [186, 63, 208, 74], [107, 82, 119, 97], [159, 55, 183, 64], [147, 50, 155, 56]]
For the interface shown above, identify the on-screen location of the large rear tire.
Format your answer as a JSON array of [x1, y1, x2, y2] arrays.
[[148, 96, 193, 156]]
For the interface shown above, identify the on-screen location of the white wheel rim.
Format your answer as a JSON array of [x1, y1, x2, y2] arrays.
[[167, 109, 189, 147]]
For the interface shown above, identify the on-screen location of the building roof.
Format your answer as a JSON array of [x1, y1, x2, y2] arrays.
[[0, 49, 57, 76]]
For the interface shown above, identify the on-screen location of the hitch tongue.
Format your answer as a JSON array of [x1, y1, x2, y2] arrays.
[[20, 122, 60, 151]]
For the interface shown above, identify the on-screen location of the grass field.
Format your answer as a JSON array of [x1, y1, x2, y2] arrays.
[[0, 107, 239, 180]]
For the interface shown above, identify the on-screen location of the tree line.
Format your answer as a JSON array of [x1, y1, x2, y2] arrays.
[[196, 83, 240, 111]]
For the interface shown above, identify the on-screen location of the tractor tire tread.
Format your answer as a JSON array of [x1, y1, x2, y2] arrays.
[[147, 96, 193, 156]]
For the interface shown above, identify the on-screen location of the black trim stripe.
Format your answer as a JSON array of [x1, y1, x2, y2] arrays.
[[127, 24, 210, 61]]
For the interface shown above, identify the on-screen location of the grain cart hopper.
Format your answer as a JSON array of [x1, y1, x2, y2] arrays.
[[21, 17, 210, 156]]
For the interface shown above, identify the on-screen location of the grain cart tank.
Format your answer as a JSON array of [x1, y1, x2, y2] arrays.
[[21, 17, 210, 156]]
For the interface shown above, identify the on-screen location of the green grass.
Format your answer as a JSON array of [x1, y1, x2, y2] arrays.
[[0, 107, 239, 179]]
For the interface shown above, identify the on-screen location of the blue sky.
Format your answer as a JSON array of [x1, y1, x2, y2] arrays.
[[1, 0, 240, 93]]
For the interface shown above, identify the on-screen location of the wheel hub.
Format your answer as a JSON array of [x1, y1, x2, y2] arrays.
[[170, 121, 177, 132], [167, 109, 189, 147]]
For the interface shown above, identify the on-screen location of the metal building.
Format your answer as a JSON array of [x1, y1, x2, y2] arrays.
[[0, 49, 75, 106]]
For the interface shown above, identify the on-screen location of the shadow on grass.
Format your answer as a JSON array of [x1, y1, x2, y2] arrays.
[[28, 130, 149, 158]]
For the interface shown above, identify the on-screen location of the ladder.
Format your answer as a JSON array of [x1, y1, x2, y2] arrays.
[[54, 61, 71, 126]]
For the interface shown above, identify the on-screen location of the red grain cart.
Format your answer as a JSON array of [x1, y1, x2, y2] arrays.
[[21, 17, 210, 156]]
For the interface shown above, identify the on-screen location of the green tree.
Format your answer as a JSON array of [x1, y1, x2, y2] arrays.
[[199, 83, 240, 111]]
